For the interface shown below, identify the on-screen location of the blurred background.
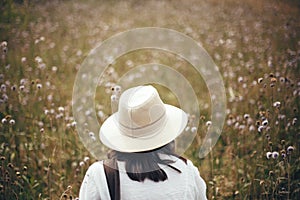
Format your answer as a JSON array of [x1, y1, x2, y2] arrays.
[[0, 0, 299, 199]]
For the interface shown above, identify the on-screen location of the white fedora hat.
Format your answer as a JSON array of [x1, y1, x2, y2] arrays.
[[99, 85, 188, 152]]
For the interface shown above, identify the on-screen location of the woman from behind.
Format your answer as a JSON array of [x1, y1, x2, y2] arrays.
[[79, 85, 207, 200]]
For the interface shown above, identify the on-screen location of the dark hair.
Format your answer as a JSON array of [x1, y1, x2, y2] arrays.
[[107, 141, 186, 182]]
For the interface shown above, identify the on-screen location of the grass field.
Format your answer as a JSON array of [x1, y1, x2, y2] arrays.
[[0, 0, 299, 199]]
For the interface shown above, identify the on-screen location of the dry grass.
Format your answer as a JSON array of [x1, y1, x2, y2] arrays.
[[0, 0, 299, 199]]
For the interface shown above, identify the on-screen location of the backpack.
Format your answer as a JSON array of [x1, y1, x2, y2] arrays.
[[103, 159, 120, 200]]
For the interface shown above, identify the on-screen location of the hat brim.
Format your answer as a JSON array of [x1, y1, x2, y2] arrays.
[[99, 104, 188, 152]]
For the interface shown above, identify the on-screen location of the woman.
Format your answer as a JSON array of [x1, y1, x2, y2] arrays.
[[79, 85, 207, 199]]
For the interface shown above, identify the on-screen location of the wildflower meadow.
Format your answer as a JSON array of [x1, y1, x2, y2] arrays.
[[0, 0, 299, 199]]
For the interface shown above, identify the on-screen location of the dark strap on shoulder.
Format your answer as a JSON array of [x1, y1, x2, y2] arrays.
[[103, 159, 120, 200], [167, 156, 187, 173], [179, 156, 187, 164]]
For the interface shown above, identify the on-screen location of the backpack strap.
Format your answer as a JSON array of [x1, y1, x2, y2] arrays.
[[179, 156, 187, 164], [167, 156, 187, 173], [103, 159, 120, 200]]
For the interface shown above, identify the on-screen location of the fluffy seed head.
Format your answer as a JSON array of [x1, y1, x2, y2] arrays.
[[262, 119, 268, 126], [287, 146, 294, 152], [1, 118, 7, 124], [9, 119, 15, 125], [58, 106, 65, 112], [79, 161, 85, 167], [84, 156, 90, 162], [266, 152, 272, 159], [206, 121, 212, 126], [36, 83, 42, 89], [272, 151, 279, 159], [258, 125, 264, 133]]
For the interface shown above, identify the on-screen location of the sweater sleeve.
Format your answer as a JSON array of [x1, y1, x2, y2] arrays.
[[79, 161, 111, 200], [195, 169, 207, 199], [187, 160, 208, 200], [79, 169, 100, 200], [79, 164, 101, 200]]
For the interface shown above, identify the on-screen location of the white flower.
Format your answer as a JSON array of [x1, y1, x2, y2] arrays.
[[89, 132, 95, 137], [266, 152, 272, 159], [287, 146, 294, 152], [238, 125, 246, 130], [71, 121, 77, 127], [36, 83, 42, 89], [292, 118, 297, 125], [206, 121, 212, 126], [35, 56, 42, 63], [262, 119, 268, 126], [273, 101, 281, 108], [238, 76, 243, 83], [110, 94, 118, 101], [19, 85, 25, 91], [258, 125, 264, 133], [2, 94, 8, 102], [98, 111, 104, 118], [1, 118, 7, 124], [1, 41, 7, 47], [114, 85, 122, 93], [55, 113, 63, 119], [58, 106, 65, 112], [79, 161, 85, 167], [272, 151, 279, 159], [52, 66, 58, 72], [38, 121, 44, 127], [20, 78, 27, 85], [249, 125, 256, 132], [21, 57, 27, 63], [243, 114, 250, 119], [226, 119, 233, 126], [1, 84, 6, 91], [9, 119, 15, 125], [191, 127, 197, 133], [10, 85, 16, 91], [84, 156, 90, 162], [47, 94, 53, 102]]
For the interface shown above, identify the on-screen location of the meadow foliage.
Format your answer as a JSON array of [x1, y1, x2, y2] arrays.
[[0, 0, 299, 199]]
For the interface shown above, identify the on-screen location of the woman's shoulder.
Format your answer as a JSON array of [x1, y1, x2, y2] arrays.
[[85, 160, 105, 175], [163, 154, 196, 167], [159, 155, 199, 173], [80, 160, 112, 200], [83, 161, 108, 189], [185, 159, 200, 171]]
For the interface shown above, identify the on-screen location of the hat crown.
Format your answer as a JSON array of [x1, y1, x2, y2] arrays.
[[100, 85, 188, 152], [117, 86, 166, 136]]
